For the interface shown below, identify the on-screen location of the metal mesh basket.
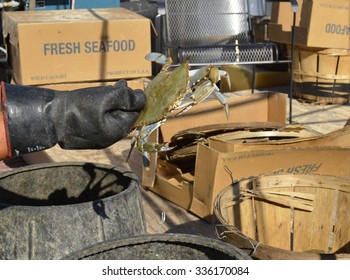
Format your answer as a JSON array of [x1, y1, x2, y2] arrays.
[[164, 0, 278, 64], [165, 0, 250, 45], [177, 44, 277, 64]]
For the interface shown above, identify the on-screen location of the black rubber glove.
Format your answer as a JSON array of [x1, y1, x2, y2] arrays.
[[3, 80, 145, 157]]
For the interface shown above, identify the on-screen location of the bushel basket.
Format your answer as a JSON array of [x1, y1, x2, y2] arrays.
[[214, 173, 350, 259], [291, 47, 350, 104]]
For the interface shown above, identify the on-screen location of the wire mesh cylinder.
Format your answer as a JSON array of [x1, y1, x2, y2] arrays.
[[165, 0, 250, 46]]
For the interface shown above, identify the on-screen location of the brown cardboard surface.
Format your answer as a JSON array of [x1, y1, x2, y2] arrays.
[[268, 0, 350, 49], [192, 145, 350, 219], [142, 92, 287, 216], [270, 0, 304, 31], [3, 8, 153, 85], [209, 124, 350, 153], [36, 78, 146, 91], [159, 92, 287, 143], [142, 90, 350, 219]]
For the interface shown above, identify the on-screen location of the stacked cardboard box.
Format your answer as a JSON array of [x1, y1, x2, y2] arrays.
[[267, 0, 350, 103], [267, 0, 350, 49]]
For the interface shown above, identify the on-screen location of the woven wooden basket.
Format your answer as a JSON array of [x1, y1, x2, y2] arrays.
[[214, 174, 350, 260], [290, 47, 350, 104]]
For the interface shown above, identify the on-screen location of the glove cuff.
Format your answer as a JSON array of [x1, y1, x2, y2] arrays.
[[3, 82, 58, 157], [0, 82, 11, 159]]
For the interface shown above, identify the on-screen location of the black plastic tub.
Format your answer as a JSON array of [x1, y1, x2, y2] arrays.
[[0, 162, 146, 260], [64, 233, 252, 260]]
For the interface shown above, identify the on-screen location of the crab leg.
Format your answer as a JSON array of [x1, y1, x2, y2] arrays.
[[145, 52, 172, 71], [213, 85, 230, 120], [127, 120, 175, 166], [175, 80, 216, 114], [127, 121, 162, 163], [189, 65, 220, 87]]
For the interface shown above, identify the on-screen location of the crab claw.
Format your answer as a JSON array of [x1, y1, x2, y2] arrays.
[[142, 143, 175, 167], [140, 142, 175, 167], [176, 79, 230, 120], [127, 120, 175, 166], [189, 66, 230, 120]]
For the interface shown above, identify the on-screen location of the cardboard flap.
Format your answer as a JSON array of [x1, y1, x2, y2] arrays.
[[142, 129, 159, 188], [209, 124, 350, 153], [160, 92, 287, 143], [190, 144, 222, 218], [192, 143, 350, 218]]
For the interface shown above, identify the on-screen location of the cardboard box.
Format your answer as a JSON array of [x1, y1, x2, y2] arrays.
[[158, 91, 287, 144], [268, 0, 350, 49], [209, 124, 350, 153], [146, 138, 350, 220], [143, 90, 350, 219], [270, 0, 304, 31], [192, 145, 350, 219], [2, 8, 154, 85], [142, 92, 287, 213], [220, 65, 290, 92], [36, 78, 147, 91]]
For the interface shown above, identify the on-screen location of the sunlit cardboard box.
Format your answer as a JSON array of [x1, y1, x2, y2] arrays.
[[142, 91, 350, 219], [3, 8, 154, 85], [267, 0, 350, 49], [142, 91, 288, 216], [191, 125, 350, 218]]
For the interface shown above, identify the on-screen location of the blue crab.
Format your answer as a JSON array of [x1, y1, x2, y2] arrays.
[[128, 52, 229, 166]]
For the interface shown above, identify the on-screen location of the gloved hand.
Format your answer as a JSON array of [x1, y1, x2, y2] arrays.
[[0, 80, 146, 158]]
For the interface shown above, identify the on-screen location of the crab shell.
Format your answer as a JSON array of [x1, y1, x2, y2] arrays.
[[133, 58, 190, 128]]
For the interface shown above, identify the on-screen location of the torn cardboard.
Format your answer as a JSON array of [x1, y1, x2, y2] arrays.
[[142, 90, 350, 219], [192, 145, 350, 219], [142, 92, 288, 215], [209, 124, 350, 153]]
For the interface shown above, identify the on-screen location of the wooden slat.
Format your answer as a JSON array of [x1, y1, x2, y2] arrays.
[[332, 191, 350, 252], [254, 183, 292, 250]]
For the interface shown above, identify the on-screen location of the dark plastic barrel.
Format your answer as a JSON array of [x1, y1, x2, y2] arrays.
[[64, 233, 252, 260], [0, 162, 146, 260]]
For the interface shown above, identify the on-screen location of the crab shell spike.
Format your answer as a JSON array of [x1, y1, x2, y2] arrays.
[[145, 52, 169, 65]]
